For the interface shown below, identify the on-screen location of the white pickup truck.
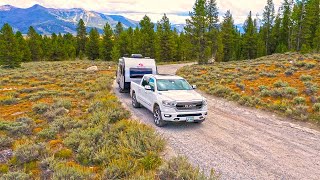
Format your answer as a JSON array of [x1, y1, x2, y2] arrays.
[[130, 74, 208, 127]]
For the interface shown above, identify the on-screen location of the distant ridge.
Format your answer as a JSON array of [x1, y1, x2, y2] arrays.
[[0, 4, 187, 34], [0, 4, 139, 34]]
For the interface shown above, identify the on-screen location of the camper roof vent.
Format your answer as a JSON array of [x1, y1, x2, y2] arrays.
[[131, 54, 144, 58]]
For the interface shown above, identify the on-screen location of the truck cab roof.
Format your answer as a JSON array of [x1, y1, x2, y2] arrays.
[[144, 74, 184, 80]]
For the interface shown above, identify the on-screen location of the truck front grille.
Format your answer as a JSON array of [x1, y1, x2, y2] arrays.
[[175, 101, 203, 111]]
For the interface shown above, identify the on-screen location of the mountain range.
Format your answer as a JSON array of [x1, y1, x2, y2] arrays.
[[0, 4, 185, 34]]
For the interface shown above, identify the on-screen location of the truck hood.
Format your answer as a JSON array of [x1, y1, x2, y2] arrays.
[[158, 90, 204, 101]]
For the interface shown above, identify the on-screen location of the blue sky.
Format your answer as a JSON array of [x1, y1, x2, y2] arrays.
[[0, 0, 282, 24]]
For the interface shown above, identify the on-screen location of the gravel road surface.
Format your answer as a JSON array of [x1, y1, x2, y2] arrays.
[[113, 64, 320, 180]]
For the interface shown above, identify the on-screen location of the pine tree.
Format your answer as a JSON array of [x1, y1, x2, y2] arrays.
[[115, 22, 124, 38], [0, 23, 21, 68], [206, 0, 220, 59], [86, 28, 100, 60], [76, 19, 87, 58], [63, 33, 76, 60], [220, 10, 236, 61], [272, 10, 285, 53], [313, 25, 320, 52], [118, 30, 131, 56], [139, 15, 155, 58], [111, 43, 121, 61], [157, 14, 175, 61], [42, 35, 52, 60], [242, 11, 258, 59], [27, 26, 43, 61], [50, 33, 68, 61], [179, 32, 194, 61], [280, 0, 293, 51], [132, 27, 141, 54], [302, 0, 320, 49], [15, 31, 31, 62], [262, 0, 275, 55], [185, 0, 209, 64], [100, 23, 114, 61], [127, 27, 134, 55]]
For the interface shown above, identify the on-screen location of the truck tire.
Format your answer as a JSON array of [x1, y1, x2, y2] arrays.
[[132, 92, 141, 108], [153, 105, 167, 127]]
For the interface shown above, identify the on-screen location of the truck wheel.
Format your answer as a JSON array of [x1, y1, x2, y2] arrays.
[[132, 92, 141, 108], [154, 105, 167, 127]]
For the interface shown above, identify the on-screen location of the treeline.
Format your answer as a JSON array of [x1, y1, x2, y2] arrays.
[[187, 0, 320, 63], [0, 0, 319, 68]]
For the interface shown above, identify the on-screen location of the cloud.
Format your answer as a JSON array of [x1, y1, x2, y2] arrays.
[[0, 0, 283, 24]]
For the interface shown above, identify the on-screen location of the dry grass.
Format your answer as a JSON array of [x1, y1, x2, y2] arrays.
[[0, 61, 214, 179], [178, 53, 320, 124]]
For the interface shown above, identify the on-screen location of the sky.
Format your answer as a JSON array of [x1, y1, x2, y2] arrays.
[[0, 0, 283, 24]]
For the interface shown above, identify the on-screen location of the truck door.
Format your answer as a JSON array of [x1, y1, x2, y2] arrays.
[[144, 77, 157, 111], [137, 76, 149, 107]]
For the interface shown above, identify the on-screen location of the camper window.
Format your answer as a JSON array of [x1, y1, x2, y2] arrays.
[[130, 68, 153, 78]]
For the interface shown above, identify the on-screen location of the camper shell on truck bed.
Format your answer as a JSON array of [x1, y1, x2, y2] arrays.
[[116, 54, 157, 92]]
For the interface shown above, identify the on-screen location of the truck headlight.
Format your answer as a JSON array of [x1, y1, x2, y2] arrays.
[[162, 100, 177, 108]]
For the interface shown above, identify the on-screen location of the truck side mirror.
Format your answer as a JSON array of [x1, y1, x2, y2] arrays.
[[145, 85, 152, 91], [192, 85, 197, 89]]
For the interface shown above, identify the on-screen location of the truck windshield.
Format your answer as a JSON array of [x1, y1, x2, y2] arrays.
[[130, 68, 153, 78], [157, 79, 193, 91]]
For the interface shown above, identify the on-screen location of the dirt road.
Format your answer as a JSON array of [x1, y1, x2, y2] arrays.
[[113, 64, 320, 180]]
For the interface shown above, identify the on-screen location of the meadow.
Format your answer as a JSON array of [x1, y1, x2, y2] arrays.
[[0, 61, 214, 179], [178, 53, 320, 124]]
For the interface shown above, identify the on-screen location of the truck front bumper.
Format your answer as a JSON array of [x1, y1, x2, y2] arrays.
[[161, 108, 208, 122]]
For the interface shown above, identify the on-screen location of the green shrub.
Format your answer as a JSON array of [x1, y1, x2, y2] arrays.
[[37, 127, 58, 140], [293, 105, 309, 117], [313, 103, 320, 112], [293, 97, 306, 105], [140, 152, 162, 171], [54, 149, 73, 159], [53, 98, 72, 110], [0, 136, 13, 151], [258, 85, 269, 91], [32, 103, 50, 114], [102, 157, 138, 179], [15, 142, 45, 164], [0, 117, 33, 136], [300, 75, 313, 82], [305, 63, 316, 69], [209, 85, 232, 98], [156, 157, 217, 180], [274, 80, 289, 88], [50, 117, 83, 132], [1, 171, 31, 180], [0, 96, 19, 105], [305, 83, 318, 95], [0, 164, 9, 174], [260, 89, 271, 97], [259, 72, 276, 78], [18, 87, 45, 94], [230, 92, 241, 101], [49, 161, 92, 179], [294, 61, 306, 67], [283, 87, 299, 98], [44, 108, 69, 122]]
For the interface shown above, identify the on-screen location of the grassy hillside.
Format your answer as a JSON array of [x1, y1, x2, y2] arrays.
[[0, 61, 215, 179], [178, 53, 320, 124]]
